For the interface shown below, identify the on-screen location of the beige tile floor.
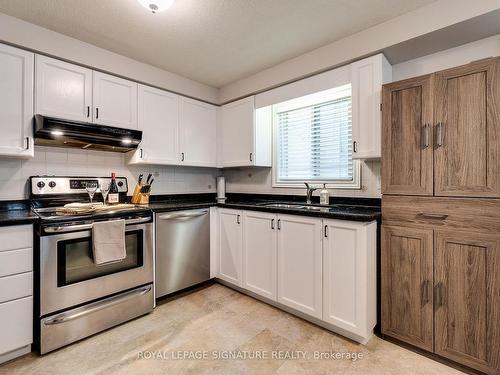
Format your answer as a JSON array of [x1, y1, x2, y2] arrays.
[[0, 284, 465, 375]]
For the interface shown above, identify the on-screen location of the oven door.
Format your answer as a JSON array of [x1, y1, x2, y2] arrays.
[[39, 219, 153, 316]]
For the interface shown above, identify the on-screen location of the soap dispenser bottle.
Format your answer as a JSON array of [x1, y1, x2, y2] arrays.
[[320, 184, 330, 205]]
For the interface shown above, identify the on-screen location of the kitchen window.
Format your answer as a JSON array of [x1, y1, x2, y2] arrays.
[[272, 84, 360, 188]]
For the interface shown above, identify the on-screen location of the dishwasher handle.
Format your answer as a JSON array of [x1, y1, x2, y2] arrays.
[[158, 209, 209, 220]]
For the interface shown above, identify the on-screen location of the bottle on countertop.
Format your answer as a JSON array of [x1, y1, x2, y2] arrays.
[[108, 172, 119, 205], [320, 184, 330, 205]]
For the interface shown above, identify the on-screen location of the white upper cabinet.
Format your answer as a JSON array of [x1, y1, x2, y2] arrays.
[[350, 54, 392, 159], [323, 219, 377, 342], [179, 97, 217, 167], [217, 209, 243, 286], [35, 55, 92, 123], [242, 211, 277, 300], [220, 96, 271, 167], [0, 44, 34, 158], [277, 214, 322, 319], [129, 85, 179, 165], [92, 72, 138, 129]]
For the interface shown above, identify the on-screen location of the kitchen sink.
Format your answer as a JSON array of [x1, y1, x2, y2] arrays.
[[260, 203, 331, 212]]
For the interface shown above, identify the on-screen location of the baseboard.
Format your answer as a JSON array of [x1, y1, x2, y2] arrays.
[[0, 345, 31, 365]]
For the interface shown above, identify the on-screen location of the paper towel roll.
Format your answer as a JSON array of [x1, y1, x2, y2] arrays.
[[217, 176, 226, 202]]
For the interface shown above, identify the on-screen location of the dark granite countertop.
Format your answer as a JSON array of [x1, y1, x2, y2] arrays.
[[148, 193, 380, 222], [0, 200, 38, 227]]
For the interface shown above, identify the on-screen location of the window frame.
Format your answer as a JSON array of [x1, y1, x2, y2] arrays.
[[271, 86, 361, 189]]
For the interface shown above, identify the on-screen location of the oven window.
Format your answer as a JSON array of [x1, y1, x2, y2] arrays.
[[57, 230, 144, 286]]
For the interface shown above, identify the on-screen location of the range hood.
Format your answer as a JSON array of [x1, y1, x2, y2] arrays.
[[34, 115, 142, 153]]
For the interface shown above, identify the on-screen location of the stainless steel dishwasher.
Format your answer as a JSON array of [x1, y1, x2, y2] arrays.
[[155, 208, 210, 297]]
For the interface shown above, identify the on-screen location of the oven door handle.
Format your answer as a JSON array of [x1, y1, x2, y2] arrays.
[[44, 216, 151, 233], [43, 285, 152, 325]]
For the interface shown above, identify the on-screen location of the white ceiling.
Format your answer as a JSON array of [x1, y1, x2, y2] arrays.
[[0, 0, 437, 87]]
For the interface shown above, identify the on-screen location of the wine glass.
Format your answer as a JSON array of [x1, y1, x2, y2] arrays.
[[100, 183, 110, 205], [85, 182, 98, 204]]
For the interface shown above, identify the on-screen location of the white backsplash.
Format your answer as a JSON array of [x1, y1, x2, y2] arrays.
[[0, 146, 218, 200], [222, 160, 381, 198]]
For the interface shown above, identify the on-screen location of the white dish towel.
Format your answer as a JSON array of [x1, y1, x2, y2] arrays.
[[92, 219, 126, 265]]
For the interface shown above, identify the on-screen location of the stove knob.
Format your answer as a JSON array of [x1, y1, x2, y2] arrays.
[[117, 181, 124, 187], [48, 181, 56, 188], [37, 181, 45, 189]]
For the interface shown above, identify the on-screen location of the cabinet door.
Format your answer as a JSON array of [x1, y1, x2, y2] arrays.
[[0, 296, 32, 355], [0, 44, 34, 158], [35, 55, 92, 122], [381, 225, 433, 351], [434, 230, 500, 374], [93, 72, 137, 129], [242, 211, 277, 300], [434, 58, 500, 198], [217, 209, 243, 286], [351, 54, 392, 159], [323, 220, 377, 338], [179, 97, 217, 167], [132, 85, 179, 164], [221, 96, 255, 167], [277, 214, 322, 319], [382, 75, 433, 195]]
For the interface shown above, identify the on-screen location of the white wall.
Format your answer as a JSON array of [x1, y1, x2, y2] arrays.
[[0, 146, 217, 200], [218, 0, 500, 103], [392, 34, 500, 80], [223, 161, 381, 199], [0, 13, 218, 103]]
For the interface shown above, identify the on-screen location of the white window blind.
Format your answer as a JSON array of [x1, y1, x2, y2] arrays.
[[274, 84, 355, 185]]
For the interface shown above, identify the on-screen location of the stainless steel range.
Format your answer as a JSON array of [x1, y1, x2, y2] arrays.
[[30, 176, 154, 354]]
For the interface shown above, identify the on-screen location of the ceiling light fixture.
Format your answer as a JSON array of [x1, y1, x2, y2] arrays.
[[137, 0, 174, 13]]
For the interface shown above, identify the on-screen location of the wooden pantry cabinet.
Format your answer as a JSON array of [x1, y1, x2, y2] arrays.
[[382, 57, 500, 198], [382, 196, 500, 374]]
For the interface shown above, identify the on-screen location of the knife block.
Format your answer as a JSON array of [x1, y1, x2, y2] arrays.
[[131, 183, 150, 205]]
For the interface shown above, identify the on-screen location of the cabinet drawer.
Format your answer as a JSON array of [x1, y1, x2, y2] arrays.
[[0, 272, 33, 303], [0, 296, 33, 355], [0, 225, 33, 252], [0, 248, 32, 277], [382, 196, 500, 233]]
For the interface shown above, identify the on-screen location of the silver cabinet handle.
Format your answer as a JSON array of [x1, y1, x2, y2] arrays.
[[249, 153, 253, 162], [43, 285, 152, 325], [277, 219, 281, 230], [421, 280, 431, 306], [95, 107, 99, 119], [181, 152, 185, 161], [417, 212, 448, 220], [140, 148, 143, 158], [237, 214, 241, 224], [422, 124, 430, 148], [25, 137, 30, 150], [158, 210, 208, 220], [87, 106, 90, 118], [44, 216, 151, 233], [324, 225, 328, 238], [271, 218, 275, 230], [436, 122, 444, 147], [434, 282, 444, 308], [353, 141, 357, 153]]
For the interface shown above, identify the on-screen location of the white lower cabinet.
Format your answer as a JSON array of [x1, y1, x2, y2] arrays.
[[0, 224, 34, 364], [217, 209, 243, 286], [277, 214, 323, 319], [215, 209, 378, 344], [242, 211, 277, 300], [323, 219, 377, 341]]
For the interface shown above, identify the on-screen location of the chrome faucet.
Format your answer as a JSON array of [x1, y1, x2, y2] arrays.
[[304, 183, 317, 204]]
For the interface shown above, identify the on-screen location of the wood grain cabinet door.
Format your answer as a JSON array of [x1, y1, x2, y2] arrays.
[[434, 58, 500, 197], [381, 225, 434, 350], [434, 230, 500, 374], [382, 75, 434, 195]]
